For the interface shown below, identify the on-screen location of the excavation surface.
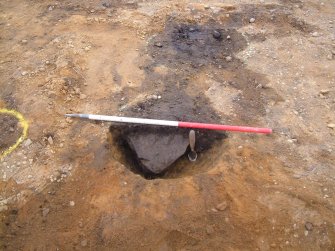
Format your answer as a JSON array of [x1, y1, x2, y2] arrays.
[[0, 0, 335, 250]]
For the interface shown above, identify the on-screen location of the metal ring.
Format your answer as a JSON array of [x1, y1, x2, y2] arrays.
[[188, 151, 197, 162]]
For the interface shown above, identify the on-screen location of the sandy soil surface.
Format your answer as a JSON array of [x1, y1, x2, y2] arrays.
[[1, 0, 335, 250]]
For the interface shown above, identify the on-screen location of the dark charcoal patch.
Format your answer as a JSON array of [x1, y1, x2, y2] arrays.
[[151, 23, 248, 68]]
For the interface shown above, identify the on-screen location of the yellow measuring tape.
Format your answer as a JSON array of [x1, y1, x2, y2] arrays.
[[0, 108, 29, 160]]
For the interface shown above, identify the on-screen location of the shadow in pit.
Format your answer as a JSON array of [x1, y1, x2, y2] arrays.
[[109, 124, 226, 179]]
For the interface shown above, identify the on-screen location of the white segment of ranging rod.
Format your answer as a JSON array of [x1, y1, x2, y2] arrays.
[[87, 114, 179, 127]]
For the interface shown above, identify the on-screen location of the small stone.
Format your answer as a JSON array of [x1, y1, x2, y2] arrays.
[[0, 205, 8, 212], [225, 56, 232, 62], [206, 226, 214, 234], [157, 95, 162, 99], [327, 123, 335, 129], [45, 60, 50, 65], [312, 32, 318, 37], [320, 89, 330, 95], [59, 143, 64, 148], [69, 201, 75, 206], [9, 127, 15, 132], [154, 42, 163, 48], [66, 117, 73, 124], [42, 208, 50, 217], [24, 139, 32, 147], [204, 5, 210, 10], [79, 93, 87, 100], [216, 201, 228, 211], [21, 71, 28, 76], [270, 243, 276, 248], [21, 39, 28, 44], [48, 136, 54, 145], [27, 174, 32, 179], [81, 239, 88, 247], [84, 46, 90, 51], [213, 30, 221, 39], [249, 18, 256, 23], [305, 222, 313, 231], [226, 35, 231, 39]]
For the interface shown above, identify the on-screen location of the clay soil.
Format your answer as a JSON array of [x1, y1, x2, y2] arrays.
[[1, 0, 335, 250]]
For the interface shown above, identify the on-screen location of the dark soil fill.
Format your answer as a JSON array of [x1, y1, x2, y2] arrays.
[[110, 89, 226, 178], [110, 125, 226, 178], [0, 114, 20, 153]]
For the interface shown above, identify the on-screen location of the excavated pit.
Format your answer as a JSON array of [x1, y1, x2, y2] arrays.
[[110, 124, 226, 178], [107, 12, 311, 178]]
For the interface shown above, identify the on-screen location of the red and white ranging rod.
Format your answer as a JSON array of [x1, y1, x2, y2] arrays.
[[65, 114, 272, 134]]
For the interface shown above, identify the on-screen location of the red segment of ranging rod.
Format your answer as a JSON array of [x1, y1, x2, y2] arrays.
[[178, 121, 272, 134]]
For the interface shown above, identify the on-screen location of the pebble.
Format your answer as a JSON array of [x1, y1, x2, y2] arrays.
[[270, 243, 276, 248], [216, 201, 228, 211], [21, 39, 28, 44], [42, 208, 50, 217], [327, 123, 335, 129], [249, 18, 255, 23], [66, 117, 73, 124], [154, 42, 163, 48], [320, 89, 330, 95], [84, 46, 90, 51], [206, 226, 214, 234], [225, 56, 232, 62], [24, 139, 32, 147], [69, 201, 75, 206], [21, 71, 28, 76], [312, 32, 318, 37], [79, 93, 87, 100], [48, 136, 54, 145], [0, 205, 8, 212], [305, 222, 313, 231], [28, 175, 32, 179], [213, 30, 221, 39], [81, 239, 88, 247], [9, 127, 15, 132]]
